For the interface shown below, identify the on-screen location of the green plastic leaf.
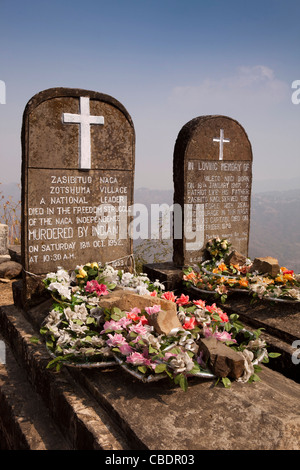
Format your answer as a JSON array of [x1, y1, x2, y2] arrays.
[[179, 375, 188, 392], [30, 336, 40, 344], [221, 377, 231, 388], [189, 365, 200, 375], [268, 352, 281, 358], [155, 363, 167, 374]]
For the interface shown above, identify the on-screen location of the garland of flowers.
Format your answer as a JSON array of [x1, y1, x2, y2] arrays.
[[40, 262, 279, 390], [183, 239, 300, 304]]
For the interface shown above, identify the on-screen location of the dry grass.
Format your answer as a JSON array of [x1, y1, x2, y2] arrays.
[[0, 183, 21, 245]]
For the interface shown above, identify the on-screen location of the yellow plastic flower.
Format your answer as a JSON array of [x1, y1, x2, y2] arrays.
[[76, 268, 88, 278]]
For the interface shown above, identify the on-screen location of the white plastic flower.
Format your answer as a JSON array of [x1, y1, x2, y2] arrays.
[[47, 281, 71, 300], [56, 331, 73, 347], [169, 351, 195, 374]]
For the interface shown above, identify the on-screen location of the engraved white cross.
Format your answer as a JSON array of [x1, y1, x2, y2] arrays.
[[213, 129, 230, 161], [62, 96, 104, 170]]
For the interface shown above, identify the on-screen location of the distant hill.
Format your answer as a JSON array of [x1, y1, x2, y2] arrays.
[[249, 189, 300, 272]]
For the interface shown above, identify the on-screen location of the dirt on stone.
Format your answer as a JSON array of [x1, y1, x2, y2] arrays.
[[0, 280, 14, 306]]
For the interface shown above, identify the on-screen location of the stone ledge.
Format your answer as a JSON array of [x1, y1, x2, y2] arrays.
[[0, 335, 70, 450], [143, 262, 183, 291], [70, 356, 300, 450], [1, 301, 300, 449], [0, 305, 130, 450]]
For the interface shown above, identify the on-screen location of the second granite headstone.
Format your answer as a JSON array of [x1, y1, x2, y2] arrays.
[[173, 115, 253, 267]]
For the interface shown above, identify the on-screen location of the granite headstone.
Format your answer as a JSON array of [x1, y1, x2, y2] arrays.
[[21, 87, 135, 306], [173, 115, 252, 266]]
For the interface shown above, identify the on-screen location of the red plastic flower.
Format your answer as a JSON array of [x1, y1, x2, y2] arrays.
[[183, 316, 196, 330], [176, 294, 190, 306], [161, 291, 177, 302], [282, 269, 294, 275], [126, 308, 141, 322], [193, 299, 206, 308]]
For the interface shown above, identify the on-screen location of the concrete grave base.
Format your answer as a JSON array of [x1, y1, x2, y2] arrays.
[[0, 280, 300, 450]]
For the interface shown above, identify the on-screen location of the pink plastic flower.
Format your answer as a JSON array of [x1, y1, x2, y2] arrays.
[[145, 305, 161, 315], [119, 343, 133, 355], [117, 316, 132, 328], [106, 333, 127, 347], [126, 352, 151, 366], [204, 327, 235, 343], [85, 280, 108, 296], [129, 321, 148, 335], [101, 319, 122, 332], [127, 307, 141, 315]]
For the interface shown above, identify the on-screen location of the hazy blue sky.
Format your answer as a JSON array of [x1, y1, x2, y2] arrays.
[[1, 0, 300, 190]]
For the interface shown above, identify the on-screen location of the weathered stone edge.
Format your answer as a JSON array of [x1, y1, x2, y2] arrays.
[[0, 304, 129, 450]]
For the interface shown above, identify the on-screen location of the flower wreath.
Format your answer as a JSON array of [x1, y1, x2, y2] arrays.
[[40, 262, 280, 390], [183, 238, 300, 304]]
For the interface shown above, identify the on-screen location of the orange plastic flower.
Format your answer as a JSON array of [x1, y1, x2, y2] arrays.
[[227, 278, 239, 284], [238, 278, 249, 288], [283, 273, 294, 282], [184, 272, 196, 281], [218, 263, 227, 271]]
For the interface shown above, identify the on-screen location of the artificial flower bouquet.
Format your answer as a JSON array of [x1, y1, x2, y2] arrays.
[[40, 263, 279, 390], [183, 238, 300, 303], [205, 237, 232, 262]]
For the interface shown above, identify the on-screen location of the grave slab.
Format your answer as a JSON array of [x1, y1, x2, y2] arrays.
[[1, 299, 300, 450]]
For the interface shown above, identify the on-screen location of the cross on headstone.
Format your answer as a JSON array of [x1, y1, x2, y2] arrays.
[[213, 129, 230, 161], [63, 96, 104, 170]]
